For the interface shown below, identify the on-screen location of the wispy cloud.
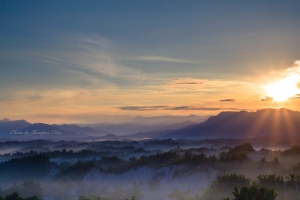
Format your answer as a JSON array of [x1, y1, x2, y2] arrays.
[[169, 106, 221, 111], [289, 94, 300, 99], [171, 78, 203, 85], [117, 105, 239, 111], [117, 106, 169, 111], [283, 60, 300, 76], [220, 99, 235, 102], [261, 96, 274, 101], [128, 56, 209, 64], [39, 34, 142, 78], [162, 78, 253, 92]]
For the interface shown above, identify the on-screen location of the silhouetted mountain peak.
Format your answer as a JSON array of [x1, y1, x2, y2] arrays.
[[24, 123, 61, 131], [0, 119, 31, 133], [53, 124, 111, 136], [0, 118, 11, 122], [53, 124, 96, 131], [161, 108, 300, 139]]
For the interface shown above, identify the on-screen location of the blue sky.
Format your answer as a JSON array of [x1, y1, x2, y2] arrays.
[[1, 1, 300, 123]]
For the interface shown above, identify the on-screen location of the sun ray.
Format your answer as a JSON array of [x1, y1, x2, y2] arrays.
[[281, 109, 294, 147], [250, 109, 272, 137]]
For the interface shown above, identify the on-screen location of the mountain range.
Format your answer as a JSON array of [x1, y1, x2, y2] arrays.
[[160, 108, 300, 139], [0, 118, 195, 140], [1, 108, 300, 140], [83, 119, 197, 135], [52, 124, 111, 136]]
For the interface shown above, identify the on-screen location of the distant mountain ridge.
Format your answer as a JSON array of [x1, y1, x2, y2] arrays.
[[85, 117, 203, 135], [0, 117, 197, 140], [2, 108, 300, 140], [0, 118, 11, 122], [0, 119, 31, 133], [53, 124, 111, 136], [161, 108, 300, 139], [115, 120, 196, 140]]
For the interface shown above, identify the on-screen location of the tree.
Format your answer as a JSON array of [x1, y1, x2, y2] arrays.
[[256, 174, 284, 191], [0, 181, 43, 199], [1, 192, 41, 200], [285, 174, 300, 199], [211, 174, 251, 189], [219, 143, 253, 162], [168, 189, 199, 200], [0, 154, 50, 180], [78, 195, 109, 200], [77, 196, 135, 200], [224, 185, 277, 200], [291, 162, 300, 173], [201, 174, 250, 200], [14, 180, 43, 199]]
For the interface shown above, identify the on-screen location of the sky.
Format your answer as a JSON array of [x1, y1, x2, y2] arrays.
[[0, 0, 300, 124]]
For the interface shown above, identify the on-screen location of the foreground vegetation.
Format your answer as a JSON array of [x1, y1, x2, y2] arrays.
[[2, 141, 300, 199], [200, 173, 300, 200], [224, 185, 277, 200]]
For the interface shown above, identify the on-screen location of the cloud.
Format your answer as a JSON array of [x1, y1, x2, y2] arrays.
[[220, 99, 235, 102], [261, 96, 274, 101], [162, 78, 253, 93], [289, 94, 300, 99], [0, 33, 145, 105], [294, 60, 300, 65], [171, 78, 203, 85], [168, 106, 221, 111], [128, 56, 208, 64], [117, 106, 236, 111], [176, 82, 199, 85], [282, 60, 300, 76], [30, 32, 144, 81], [266, 60, 300, 100], [117, 106, 169, 111]]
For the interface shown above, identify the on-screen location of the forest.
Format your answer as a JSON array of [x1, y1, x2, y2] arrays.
[[0, 140, 300, 199]]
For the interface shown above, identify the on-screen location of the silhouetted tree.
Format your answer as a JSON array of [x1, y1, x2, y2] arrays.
[[0, 192, 41, 200], [291, 162, 300, 173], [224, 185, 277, 200], [256, 174, 284, 191], [201, 174, 250, 200], [219, 143, 253, 162]]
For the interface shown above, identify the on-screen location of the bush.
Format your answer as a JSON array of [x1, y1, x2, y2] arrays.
[[78, 195, 110, 200], [211, 174, 251, 189], [256, 174, 284, 191], [224, 185, 277, 200], [291, 162, 300, 173], [282, 146, 300, 155], [54, 160, 97, 181], [0, 181, 43, 199], [77, 196, 135, 200], [201, 174, 250, 200], [0, 192, 41, 200], [0, 154, 50, 180], [219, 143, 253, 162]]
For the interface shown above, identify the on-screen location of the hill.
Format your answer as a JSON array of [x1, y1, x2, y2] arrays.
[[160, 108, 300, 139], [53, 124, 111, 136], [0, 119, 31, 134]]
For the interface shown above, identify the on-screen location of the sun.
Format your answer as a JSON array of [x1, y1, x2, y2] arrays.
[[265, 74, 300, 102]]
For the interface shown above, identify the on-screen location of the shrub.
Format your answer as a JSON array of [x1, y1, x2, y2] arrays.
[[224, 185, 277, 200]]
